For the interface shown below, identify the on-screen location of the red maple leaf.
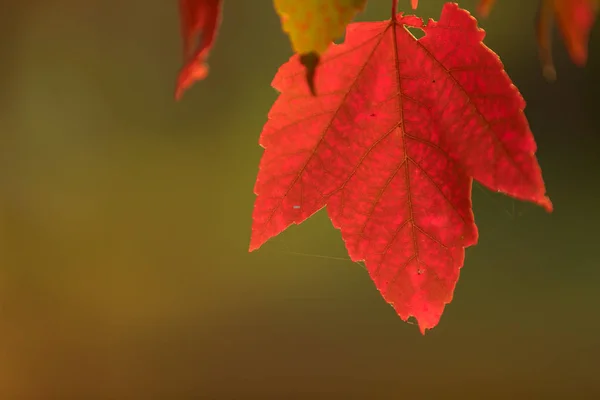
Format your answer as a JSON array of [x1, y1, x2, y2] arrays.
[[175, 0, 222, 100], [249, 2, 552, 333]]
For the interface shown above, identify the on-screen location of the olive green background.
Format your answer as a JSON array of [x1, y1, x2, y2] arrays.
[[1, 0, 599, 398]]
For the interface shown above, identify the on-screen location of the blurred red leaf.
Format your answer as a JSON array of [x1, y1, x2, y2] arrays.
[[479, 0, 598, 80], [477, 0, 496, 17], [538, 0, 598, 80], [175, 0, 222, 100], [250, 3, 551, 333]]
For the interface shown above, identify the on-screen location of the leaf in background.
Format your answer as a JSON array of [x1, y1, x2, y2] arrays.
[[478, 0, 598, 80], [477, 0, 496, 17], [175, 0, 223, 100], [273, 0, 367, 94], [250, 3, 551, 333], [540, 0, 598, 79]]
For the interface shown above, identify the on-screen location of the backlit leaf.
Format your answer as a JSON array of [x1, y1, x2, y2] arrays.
[[250, 3, 551, 333]]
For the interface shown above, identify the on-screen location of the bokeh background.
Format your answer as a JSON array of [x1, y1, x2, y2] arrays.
[[1, 0, 599, 398]]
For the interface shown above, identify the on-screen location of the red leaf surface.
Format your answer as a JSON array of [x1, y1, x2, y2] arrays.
[[250, 3, 552, 333], [175, 0, 222, 100]]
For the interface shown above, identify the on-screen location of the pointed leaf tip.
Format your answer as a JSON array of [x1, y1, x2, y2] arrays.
[[551, 0, 598, 67]]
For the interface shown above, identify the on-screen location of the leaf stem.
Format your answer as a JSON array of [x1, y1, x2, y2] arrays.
[[391, 0, 397, 20]]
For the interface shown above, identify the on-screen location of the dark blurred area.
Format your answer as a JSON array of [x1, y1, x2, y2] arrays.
[[0, 0, 599, 398]]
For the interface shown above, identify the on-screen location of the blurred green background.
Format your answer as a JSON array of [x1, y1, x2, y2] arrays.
[[0, 0, 599, 398]]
